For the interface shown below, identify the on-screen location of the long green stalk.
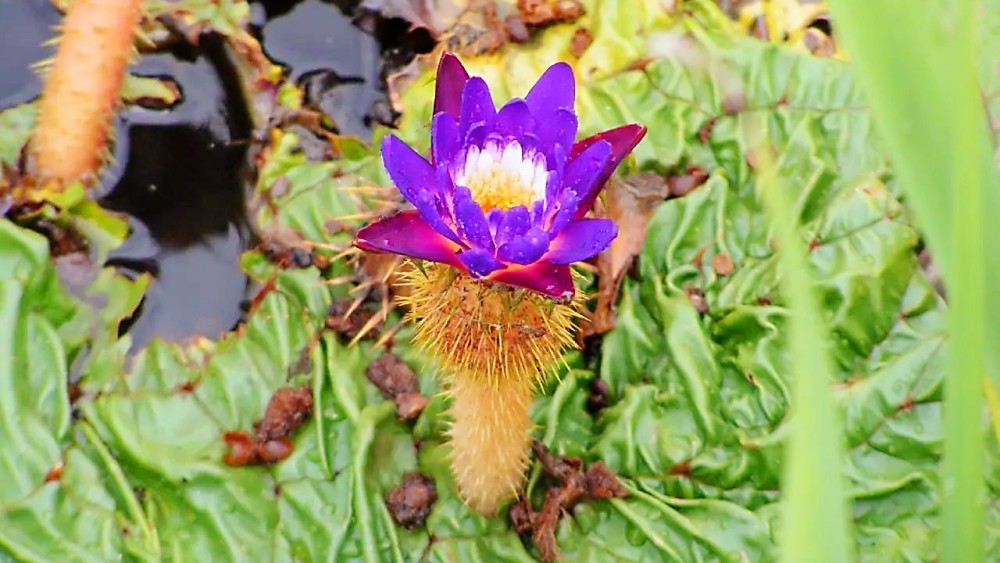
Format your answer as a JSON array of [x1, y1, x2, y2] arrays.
[[941, 0, 986, 558], [745, 125, 852, 563]]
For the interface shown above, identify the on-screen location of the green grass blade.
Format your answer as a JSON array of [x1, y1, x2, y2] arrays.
[[743, 124, 853, 563], [941, 0, 986, 559], [826, 0, 990, 560]]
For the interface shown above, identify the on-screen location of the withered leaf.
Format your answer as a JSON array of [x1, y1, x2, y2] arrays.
[[581, 174, 670, 341]]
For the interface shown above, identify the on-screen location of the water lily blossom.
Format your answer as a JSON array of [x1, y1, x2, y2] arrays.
[[356, 52, 646, 301], [355, 52, 645, 515]]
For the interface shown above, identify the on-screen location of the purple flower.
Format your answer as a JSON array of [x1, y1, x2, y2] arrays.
[[355, 52, 646, 301]]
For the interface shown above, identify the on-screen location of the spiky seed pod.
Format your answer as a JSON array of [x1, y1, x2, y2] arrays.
[[30, 0, 144, 185], [398, 262, 582, 514]]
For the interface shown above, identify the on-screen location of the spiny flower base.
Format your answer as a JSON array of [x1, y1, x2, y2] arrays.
[[398, 262, 581, 514]]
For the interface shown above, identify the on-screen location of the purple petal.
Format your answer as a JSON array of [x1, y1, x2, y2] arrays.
[[489, 262, 575, 301], [494, 205, 531, 247], [530, 200, 546, 225], [453, 187, 494, 252], [431, 113, 461, 167], [535, 109, 578, 160], [545, 188, 579, 234], [434, 52, 470, 120], [544, 218, 618, 265], [495, 100, 536, 139], [465, 123, 491, 150], [496, 227, 550, 265], [381, 135, 440, 206], [355, 211, 462, 267], [571, 124, 647, 219], [485, 208, 505, 233], [543, 169, 562, 214], [458, 248, 503, 278], [459, 77, 496, 140], [434, 165, 457, 210], [382, 135, 460, 242], [525, 62, 575, 115], [558, 140, 611, 217], [517, 132, 541, 157], [411, 186, 462, 245]]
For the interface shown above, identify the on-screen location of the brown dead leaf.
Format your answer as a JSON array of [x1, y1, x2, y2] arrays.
[[439, 0, 584, 56], [509, 498, 537, 535], [360, 0, 468, 37], [579, 174, 669, 342], [667, 165, 709, 197]]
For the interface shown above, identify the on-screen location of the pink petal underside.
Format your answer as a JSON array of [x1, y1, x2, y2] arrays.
[[569, 123, 648, 219], [433, 52, 470, 120], [355, 210, 465, 269], [488, 262, 575, 302]]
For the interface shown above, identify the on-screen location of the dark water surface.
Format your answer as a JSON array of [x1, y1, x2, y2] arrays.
[[0, 0, 431, 350]]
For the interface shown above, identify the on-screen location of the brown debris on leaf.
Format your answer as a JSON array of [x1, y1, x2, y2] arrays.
[[6, 203, 99, 297], [386, 472, 438, 529], [260, 240, 321, 270], [442, 0, 584, 56], [686, 287, 709, 314], [666, 165, 709, 197], [366, 353, 428, 421], [325, 298, 382, 341], [516, 0, 584, 26], [569, 27, 593, 57], [222, 386, 314, 466], [585, 377, 610, 414], [918, 248, 946, 298], [711, 251, 734, 276], [584, 462, 629, 499], [512, 441, 630, 562], [360, 0, 467, 38]]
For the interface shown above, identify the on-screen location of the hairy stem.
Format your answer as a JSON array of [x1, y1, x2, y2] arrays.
[[448, 373, 534, 515]]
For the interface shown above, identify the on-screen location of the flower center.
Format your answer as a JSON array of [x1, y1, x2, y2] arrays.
[[455, 141, 548, 211]]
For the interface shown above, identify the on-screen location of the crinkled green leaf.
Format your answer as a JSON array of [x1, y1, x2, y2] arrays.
[[0, 220, 152, 560], [583, 6, 995, 562], [0, 103, 34, 172]]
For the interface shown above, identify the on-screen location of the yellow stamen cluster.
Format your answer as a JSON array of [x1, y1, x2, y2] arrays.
[[396, 262, 582, 514], [456, 142, 548, 212], [465, 170, 535, 211]]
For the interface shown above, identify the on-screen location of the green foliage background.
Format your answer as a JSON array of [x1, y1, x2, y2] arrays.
[[0, 0, 998, 561]]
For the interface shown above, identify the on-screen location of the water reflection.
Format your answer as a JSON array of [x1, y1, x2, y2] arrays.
[[101, 34, 253, 350]]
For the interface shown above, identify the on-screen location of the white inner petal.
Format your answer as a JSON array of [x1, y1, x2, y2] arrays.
[[453, 141, 550, 211]]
